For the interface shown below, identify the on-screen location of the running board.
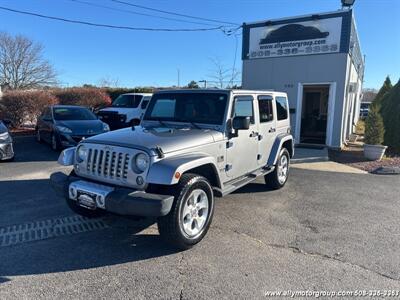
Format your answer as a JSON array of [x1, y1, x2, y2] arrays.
[[214, 166, 275, 197]]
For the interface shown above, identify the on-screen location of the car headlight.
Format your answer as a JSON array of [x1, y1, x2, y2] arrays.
[[0, 132, 10, 143], [56, 126, 72, 134], [103, 123, 110, 132], [132, 153, 149, 173], [76, 145, 88, 163]]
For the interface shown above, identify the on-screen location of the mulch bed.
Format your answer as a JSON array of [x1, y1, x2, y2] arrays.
[[10, 127, 35, 136], [329, 147, 400, 173]]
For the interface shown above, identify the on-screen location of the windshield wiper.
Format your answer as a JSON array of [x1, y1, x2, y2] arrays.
[[148, 118, 169, 128], [176, 118, 201, 129]]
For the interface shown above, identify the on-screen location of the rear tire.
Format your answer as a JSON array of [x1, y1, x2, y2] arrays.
[[157, 173, 214, 250], [265, 148, 290, 190]]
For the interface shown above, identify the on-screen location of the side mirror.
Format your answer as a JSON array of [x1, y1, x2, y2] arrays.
[[3, 119, 11, 126], [232, 116, 250, 130]]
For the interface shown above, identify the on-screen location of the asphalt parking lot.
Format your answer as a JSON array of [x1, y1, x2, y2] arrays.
[[0, 136, 400, 299]]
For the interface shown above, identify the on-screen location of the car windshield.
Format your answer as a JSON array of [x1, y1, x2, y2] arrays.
[[112, 95, 143, 108], [144, 92, 228, 125], [53, 107, 97, 121]]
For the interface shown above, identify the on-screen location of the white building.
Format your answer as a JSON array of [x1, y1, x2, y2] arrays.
[[242, 9, 364, 148]]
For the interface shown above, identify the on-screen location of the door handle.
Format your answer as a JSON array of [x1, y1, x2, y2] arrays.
[[249, 131, 259, 138], [268, 128, 276, 133]]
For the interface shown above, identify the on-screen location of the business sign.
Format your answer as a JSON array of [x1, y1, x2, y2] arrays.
[[248, 17, 342, 59]]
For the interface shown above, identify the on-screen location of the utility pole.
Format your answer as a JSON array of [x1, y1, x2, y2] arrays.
[[199, 80, 207, 88], [177, 68, 180, 88]]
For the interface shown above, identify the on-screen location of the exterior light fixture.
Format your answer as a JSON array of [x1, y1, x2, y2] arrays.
[[341, 0, 355, 8]]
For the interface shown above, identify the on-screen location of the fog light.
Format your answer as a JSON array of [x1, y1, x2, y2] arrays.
[[69, 187, 77, 199], [136, 176, 144, 185], [96, 195, 105, 209]]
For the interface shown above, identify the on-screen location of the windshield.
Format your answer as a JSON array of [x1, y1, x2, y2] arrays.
[[112, 95, 143, 108], [53, 107, 97, 121], [144, 93, 228, 125]]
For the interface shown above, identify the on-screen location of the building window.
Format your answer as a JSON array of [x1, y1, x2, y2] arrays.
[[276, 96, 288, 120], [233, 96, 254, 123], [258, 96, 274, 123]]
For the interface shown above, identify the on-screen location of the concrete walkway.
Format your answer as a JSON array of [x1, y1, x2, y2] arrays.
[[292, 161, 367, 174], [292, 147, 329, 164], [292, 146, 367, 174]]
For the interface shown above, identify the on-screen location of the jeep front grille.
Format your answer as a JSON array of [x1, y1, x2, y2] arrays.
[[86, 148, 130, 179], [75, 143, 148, 188]]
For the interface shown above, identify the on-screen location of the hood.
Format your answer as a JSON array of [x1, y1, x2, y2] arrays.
[[99, 107, 136, 113], [85, 125, 224, 154], [55, 120, 105, 135]]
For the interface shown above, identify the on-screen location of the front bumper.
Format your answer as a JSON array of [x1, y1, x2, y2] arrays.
[[0, 142, 14, 160], [50, 172, 174, 217]]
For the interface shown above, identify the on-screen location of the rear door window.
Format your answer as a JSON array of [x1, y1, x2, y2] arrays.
[[258, 95, 274, 123], [275, 96, 288, 120]]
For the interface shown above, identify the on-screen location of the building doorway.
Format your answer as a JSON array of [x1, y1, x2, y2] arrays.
[[300, 85, 330, 144]]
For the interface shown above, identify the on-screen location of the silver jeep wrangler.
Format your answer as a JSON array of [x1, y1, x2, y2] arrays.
[[51, 89, 293, 249]]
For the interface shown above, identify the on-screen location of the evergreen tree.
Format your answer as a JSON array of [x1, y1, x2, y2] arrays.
[[364, 105, 385, 145], [371, 76, 392, 110], [381, 80, 400, 152]]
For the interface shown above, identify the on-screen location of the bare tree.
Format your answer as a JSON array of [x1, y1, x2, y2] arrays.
[[97, 76, 120, 88], [0, 32, 57, 89], [208, 57, 240, 88]]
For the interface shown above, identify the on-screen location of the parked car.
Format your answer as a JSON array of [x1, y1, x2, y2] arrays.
[[0, 119, 14, 161], [97, 93, 152, 130], [36, 105, 110, 151], [51, 89, 293, 249]]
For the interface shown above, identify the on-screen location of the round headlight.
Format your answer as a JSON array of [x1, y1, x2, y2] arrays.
[[133, 153, 149, 173], [77, 145, 88, 163]]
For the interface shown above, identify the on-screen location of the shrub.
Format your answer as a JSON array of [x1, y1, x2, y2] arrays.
[[0, 90, 57, 128], [54, 87, 111, 110], [364, 106, 385, 145], [355, 120, 365, 135], [381, 80, 400, 153]]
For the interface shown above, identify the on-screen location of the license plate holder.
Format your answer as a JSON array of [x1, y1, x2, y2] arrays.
[[77, 190, 97, 210], [69, 180, 114, 210]]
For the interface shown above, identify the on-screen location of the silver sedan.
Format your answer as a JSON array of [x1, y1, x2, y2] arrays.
[[0, 120, 14, 161]]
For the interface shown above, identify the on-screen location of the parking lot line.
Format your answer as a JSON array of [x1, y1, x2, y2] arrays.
[[0, 215, 109, 248]]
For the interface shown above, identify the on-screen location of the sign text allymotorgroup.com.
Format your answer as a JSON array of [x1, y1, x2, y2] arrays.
[[248, 17, 342, 59]]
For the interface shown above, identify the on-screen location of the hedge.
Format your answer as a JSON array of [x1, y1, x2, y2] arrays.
[[54, 87, 111, 110], [0, 90, 57, 127], [0, 87, 112, 128]]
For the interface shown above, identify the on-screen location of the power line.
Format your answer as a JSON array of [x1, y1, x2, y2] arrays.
[[0, 6, 224, 32], [68, 0, 217, 27], [111, 0, 240, 26]]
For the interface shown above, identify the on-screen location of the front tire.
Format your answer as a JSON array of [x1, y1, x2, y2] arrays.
[[265, 148, 290, 189], [157, 173, 214, 250]]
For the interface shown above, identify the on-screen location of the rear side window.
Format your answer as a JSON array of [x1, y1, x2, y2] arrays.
[[141, 100, 149, 109], [258, 95, 274, 123], [233, 96, 254, 123], [276, 96, 288, 120]]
